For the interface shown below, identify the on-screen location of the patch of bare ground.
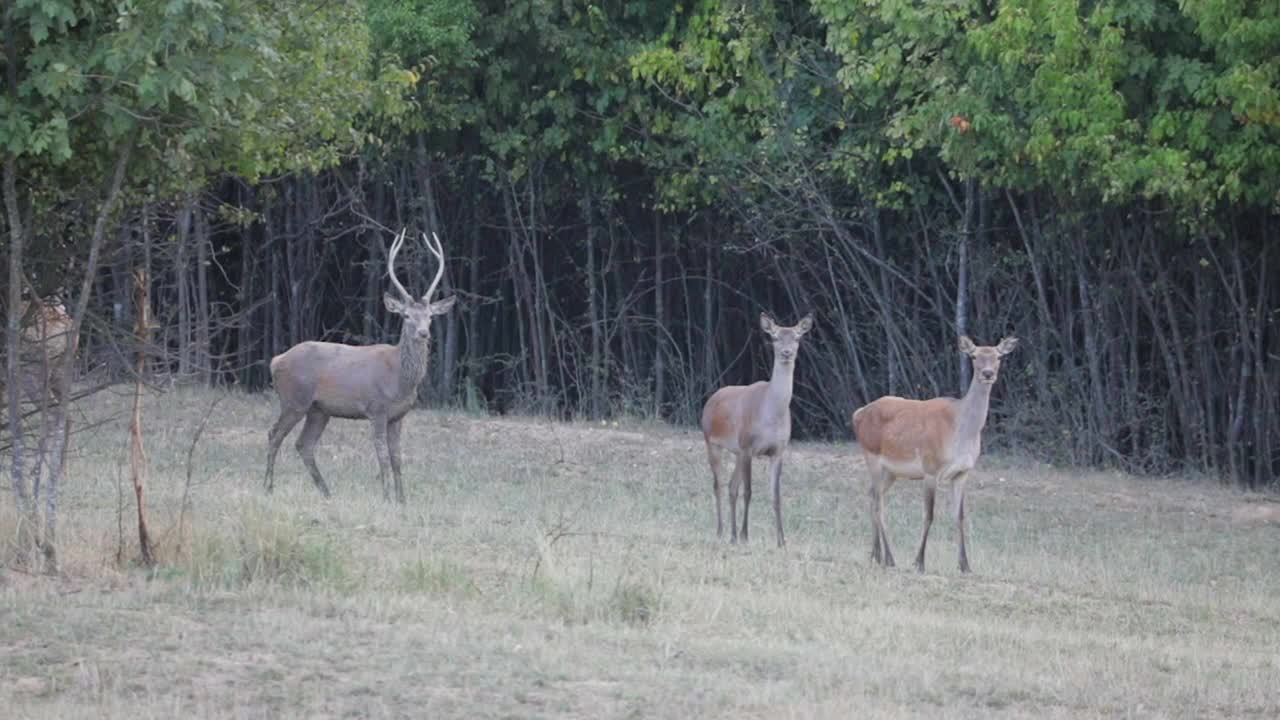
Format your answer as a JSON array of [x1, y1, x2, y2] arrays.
[[2, 388, 1279, 718]]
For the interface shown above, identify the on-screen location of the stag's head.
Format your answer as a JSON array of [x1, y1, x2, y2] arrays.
[[761, 313, 814, 366], [383, 230, 456, 343], [959, 335, 1018, 384]]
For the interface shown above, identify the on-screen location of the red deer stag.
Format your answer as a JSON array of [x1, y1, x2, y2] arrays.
[[265, 230, 455, 503], [853, 335, 1017, 573], [701, 313, 814, 547]]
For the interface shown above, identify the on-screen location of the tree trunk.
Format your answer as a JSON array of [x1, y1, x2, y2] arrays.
[[585, 192, 602, 419], [1006, 190, 1053, 403], [267, 200, 284, 363], [44, 137, 134, 570], [1074, 245, 1108, 459], [956, 178, 976, 392], [176, 198, 193, 379], [236, 191, 255, 385], [194, 202, 212, 385], [703, 233, 717, 396], [130, 267, 154, 566], [653, 210, 665, 419], [3, 154, 35, 558]]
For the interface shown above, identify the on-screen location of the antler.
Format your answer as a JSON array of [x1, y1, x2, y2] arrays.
[[386, 229, 412, 301], [420, 231, 446, 302]]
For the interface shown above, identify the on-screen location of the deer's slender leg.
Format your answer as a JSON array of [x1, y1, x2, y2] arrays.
[[868, 468, 882, 564], [769, 454, 785, 548], [387, 418, 405, 504], [914, 474, 938, 573], [873, 468, 897, 567], [741, 454, 754, 542], [705, 441, 725, 538], [370, 415, 394, 502], [265, 408, 305, 493], [728, 453, 749, 544], [295, 409, 332, 497], [952, 471, 971, 573]]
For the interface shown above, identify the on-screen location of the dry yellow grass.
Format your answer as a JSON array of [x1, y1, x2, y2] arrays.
[[2, 386, 1279, 718]]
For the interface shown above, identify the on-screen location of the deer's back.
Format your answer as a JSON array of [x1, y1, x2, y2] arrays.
[[19, 301, 72, 361], [271, 341, 400, 417], [702, 381, 786, 454], [854, 396, 959, 473]]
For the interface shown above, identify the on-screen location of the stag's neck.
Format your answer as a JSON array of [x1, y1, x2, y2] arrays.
[[956, 375, 994, 440], [763, 357, 796, 414], [396, 334, 432, 396]]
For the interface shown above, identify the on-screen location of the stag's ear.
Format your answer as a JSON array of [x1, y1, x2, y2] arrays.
[[795, 314, 814, 336], [996, 336, 1019, 356], [760, 313, 779, 338], [958, 335, 977, 356], [384, 293, 407, 315], [428, 295, 457, 315]]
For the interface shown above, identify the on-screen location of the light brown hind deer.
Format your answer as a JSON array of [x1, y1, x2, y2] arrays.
[[701, 313, 813, 547], [853, 335, 1017, 573], [264, 230, 455, 503]]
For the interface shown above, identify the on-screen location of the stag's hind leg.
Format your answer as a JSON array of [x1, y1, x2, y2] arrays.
[[705, 441, 726, 539], [265, 407, 305, 493], [295, 409, 332, 497]]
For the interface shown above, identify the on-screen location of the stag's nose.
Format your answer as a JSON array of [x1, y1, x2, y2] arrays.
[[981, 368, 995, 381]]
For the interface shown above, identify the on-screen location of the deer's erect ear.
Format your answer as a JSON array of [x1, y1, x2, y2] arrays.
[[384, 293, 407, 315], [958, 335, 977, 356], [760, 313, 779, 337], [795, 314, 814, 336], [428, 295, 457, 315], [996, 336, 1019, 356]]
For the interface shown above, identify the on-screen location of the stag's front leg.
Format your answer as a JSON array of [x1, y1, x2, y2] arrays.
[[370, 416, 394, 502], [387, 418, 405, 504]]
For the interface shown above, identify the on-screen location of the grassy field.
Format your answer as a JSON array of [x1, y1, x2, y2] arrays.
[[3, 387, 1279, 719]]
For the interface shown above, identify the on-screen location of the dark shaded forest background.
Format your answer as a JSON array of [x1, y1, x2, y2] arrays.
[[5, 0, 1279, 492]]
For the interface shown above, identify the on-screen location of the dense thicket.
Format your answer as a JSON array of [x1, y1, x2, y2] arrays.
[[5, 0, 1279, 493]]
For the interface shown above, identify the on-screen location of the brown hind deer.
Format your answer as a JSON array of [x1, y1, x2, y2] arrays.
[[264, 230, 455, 503], [701, 313, 813, 547], [8, 296, 73, 406], [853, 335, 1017, 573]]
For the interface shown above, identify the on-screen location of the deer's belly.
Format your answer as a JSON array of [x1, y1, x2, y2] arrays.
[[880, 455, 929, 479]]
